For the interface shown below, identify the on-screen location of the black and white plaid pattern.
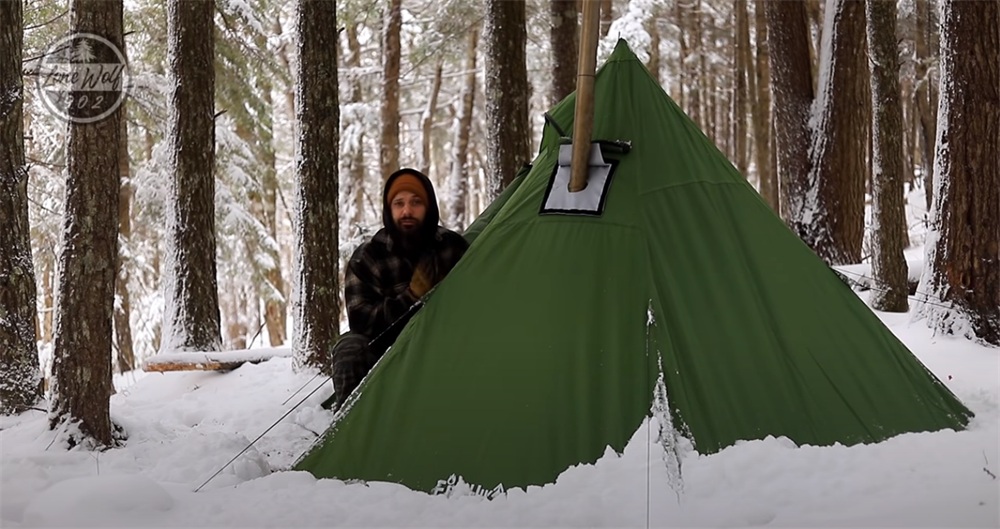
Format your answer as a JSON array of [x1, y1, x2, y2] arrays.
[[344, 226, 468, 339]]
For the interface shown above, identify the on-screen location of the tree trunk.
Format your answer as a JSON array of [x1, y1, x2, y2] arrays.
[[344, 23, 366, 230], [261, 85, 286, 347], [688, 1, 703, 127], [49, 0, 124, 446], [804, 0, 868, 265], [114, 79, 135, 372], [42, 252, 54, 343], [645, 12, 661, 83], [163, 0, 222, 353], [600, 0, 613, 37], [0, 0, 42, 415], [675, 0, 687, 109], [806, 0, 823, 92], [766, 0, 813, 225], [866, 0, 909, 312], [484, 0, 530, 199], [449, 29, 478, 230], [550, 0, 578, 105], [293, 0, 341, 371], [733, 0, 750, 176], [380, 0, 401, 178], [421, 62, 443, 175], [917, 0, 1000, 345], [914, 0, 936, 211], [752, 0, 776, 210]]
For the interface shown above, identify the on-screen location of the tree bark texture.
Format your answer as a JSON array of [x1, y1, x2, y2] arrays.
[[733, 0, 750, 176], [675, 0, 687, 109], [0, 0, 41, 415], [688, 1, 703, 127], [163, 0, 222, 353], [645, 13, 661, 84], [914, 0, 936, 210], [293, 0, 341, 371], [261, 86, 286, 348], [344, 23, 367, 230], [449, 29, 478, 230], [866, 0, 909, 312], [114, 86, 135, 371], [766, 0, 813, 225], [599, 0, 613, 37], [804, 0, 868, 265], [49, 0, 124, 446], [420, 62, 443, 176], [484, 0, 530, 199], [380, 0, 401, 179], [550, 0, 578, 106], [918, 0, 1000, 345], [752, 0, 776, 210]]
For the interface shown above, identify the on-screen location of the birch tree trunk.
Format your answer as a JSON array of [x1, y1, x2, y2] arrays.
[[49, 0, 124, 446], [766, 0, 813, 225], [293, 0, 341, 371], [380, 0, 402, 178], [804, 0, 868, 265], [866, 0, 909, 312], [0, 0, 42, 415], [163, 0, 222, 353], [484, 0, 530, 199], [550, 0, 578, 105], [917, 0, 1000, 345], [449, 29, 478, 230]]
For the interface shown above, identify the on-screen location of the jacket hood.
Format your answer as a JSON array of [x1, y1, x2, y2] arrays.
[[382, 168, 440, 244]]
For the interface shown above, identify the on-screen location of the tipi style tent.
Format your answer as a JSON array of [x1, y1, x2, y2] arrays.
[[295, 40, 972, 494]]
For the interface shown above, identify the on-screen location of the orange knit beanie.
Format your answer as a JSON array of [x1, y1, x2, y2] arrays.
[[387, 173, 429, 206]]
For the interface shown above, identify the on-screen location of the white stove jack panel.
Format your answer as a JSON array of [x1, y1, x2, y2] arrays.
[[541, 142, 615, 215]]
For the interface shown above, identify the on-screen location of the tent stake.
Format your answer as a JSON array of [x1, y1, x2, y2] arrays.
[[569, 0, 601, 192]]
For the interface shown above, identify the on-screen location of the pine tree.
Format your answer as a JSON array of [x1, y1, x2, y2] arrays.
[[550, 0, 578, 105], [917, 0, 1000, 345], [765, 0, 813, 224], [292, 0, 340, 372], [49, 0, 125, 446], [0, 0, 42, 415], [804, 0, 868, 265], [484, 0, 530, 198], [867, 0, 909, 312], [162, 0, 222, 353]]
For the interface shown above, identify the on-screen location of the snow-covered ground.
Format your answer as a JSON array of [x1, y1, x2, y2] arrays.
[[1, 292, 998, 528]]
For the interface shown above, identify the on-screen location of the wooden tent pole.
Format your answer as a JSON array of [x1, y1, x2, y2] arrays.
[[569, 0, 601, 192]]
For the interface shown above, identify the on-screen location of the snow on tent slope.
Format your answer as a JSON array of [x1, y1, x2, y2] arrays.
[[294, 39, 972, 494]]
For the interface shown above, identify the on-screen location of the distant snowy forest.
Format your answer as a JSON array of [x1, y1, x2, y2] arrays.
[[0, 0, 997, 445]]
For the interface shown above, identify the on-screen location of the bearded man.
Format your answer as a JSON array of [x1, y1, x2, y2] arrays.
[[330, 168, 468, 409]]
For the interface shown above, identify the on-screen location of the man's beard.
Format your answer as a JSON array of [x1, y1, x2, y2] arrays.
[[395, 217, 424, 246]]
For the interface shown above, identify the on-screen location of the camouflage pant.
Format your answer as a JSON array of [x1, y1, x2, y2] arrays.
[[331, 332, 384, 410]]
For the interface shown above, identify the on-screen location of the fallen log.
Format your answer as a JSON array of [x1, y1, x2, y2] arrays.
[[142, 347, 294, 373]]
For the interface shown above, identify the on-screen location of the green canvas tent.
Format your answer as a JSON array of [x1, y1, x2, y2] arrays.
[[295, 40, 972, 494]]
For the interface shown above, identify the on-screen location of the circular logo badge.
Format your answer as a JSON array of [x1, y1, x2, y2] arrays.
[[35, 33, 129, 124]]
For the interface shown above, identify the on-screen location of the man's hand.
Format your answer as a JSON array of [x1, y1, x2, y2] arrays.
[[409, 258, 435, 298]]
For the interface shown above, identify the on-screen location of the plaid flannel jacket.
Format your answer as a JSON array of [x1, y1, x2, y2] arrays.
[[344, 226, 468, 339]]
